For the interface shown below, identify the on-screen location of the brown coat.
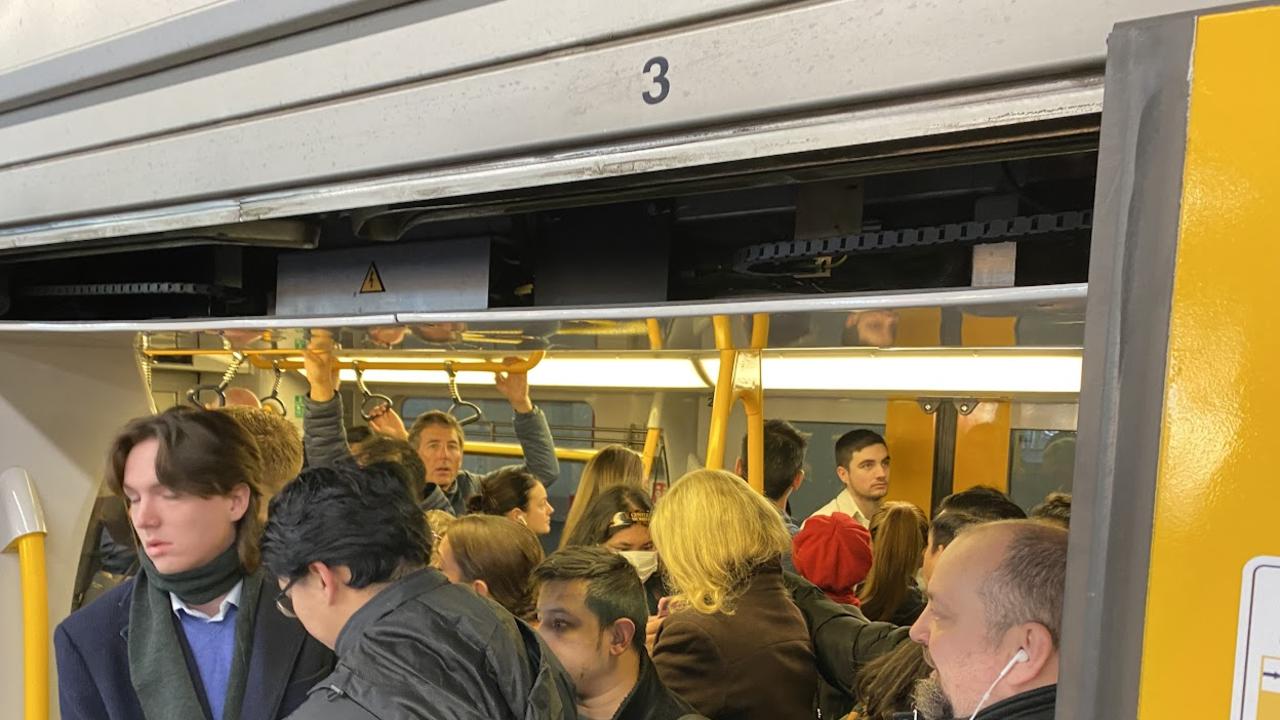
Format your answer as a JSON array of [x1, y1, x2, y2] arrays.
[[653, 563, 817, 720]]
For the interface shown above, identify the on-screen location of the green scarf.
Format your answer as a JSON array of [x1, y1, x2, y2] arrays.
[[129, 547, 262, 720], [138, 543, 243, 605]]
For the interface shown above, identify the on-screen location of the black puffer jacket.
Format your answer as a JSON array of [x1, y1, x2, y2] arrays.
[[287, 568, 576, 720]]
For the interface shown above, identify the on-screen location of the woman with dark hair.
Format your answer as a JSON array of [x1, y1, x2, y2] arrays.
[[467, 466, 554, 535], [437, 515, 544, 624], [849, 640, 932, 720], [563, 485, 664, 613]]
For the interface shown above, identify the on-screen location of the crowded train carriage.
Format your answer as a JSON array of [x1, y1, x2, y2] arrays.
[[1, 2, 1278, 719]]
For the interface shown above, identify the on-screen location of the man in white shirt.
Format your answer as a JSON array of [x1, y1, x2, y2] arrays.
[[807, 429, 890, 527]]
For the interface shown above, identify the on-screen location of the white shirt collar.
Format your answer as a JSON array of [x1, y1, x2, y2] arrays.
[[170, 579, 244, 623], [807, 489, 871, 528]]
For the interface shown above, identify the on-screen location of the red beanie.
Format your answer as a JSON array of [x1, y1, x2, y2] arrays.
[[792, 512, 873, 606]]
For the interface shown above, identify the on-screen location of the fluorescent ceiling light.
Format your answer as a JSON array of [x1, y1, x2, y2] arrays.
[[313, 348, 1081, 395], [699, 350, 1081, 395], [335, 356, 708, 390]]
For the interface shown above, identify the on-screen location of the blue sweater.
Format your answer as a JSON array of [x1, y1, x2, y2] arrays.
[[178, 605, 238, 720]]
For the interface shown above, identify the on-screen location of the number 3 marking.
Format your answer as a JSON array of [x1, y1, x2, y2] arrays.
[[643, 56, 670, 105]]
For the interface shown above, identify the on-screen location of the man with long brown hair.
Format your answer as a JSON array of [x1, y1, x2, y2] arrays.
[[54, 407, 333, 720]]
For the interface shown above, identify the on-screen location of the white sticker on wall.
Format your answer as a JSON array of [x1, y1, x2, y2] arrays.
[[1231, 557, 1280, 719]]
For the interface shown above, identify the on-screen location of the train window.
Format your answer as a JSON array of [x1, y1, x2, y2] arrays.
[[787, 421, 887, 521], [1007, 429, 1076, 512]]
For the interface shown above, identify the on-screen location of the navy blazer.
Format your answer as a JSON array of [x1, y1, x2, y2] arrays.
[[55, 577, 335, 720]]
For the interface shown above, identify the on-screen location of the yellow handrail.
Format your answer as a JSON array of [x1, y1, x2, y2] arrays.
[[142, 347, 545, 374], [17, 533, 48, 720], [704, 315, 768, 493], [465, 441, 599, 463]]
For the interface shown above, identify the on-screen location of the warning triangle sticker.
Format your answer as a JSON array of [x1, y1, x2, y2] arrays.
[[359, 262, 386, 294]]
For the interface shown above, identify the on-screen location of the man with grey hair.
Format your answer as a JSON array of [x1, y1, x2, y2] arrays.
[[908, 520, 1067, 719]]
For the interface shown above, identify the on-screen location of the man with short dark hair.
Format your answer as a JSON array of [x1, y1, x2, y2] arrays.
[[262, 462, 575, 720], [937, 485, 1026, 521], [809, 429, 891, 526], [55, 408, 334, 720], [735, 419, 809, 535], [534, 546, 693, 720], [910, 520, 1066, 719], [921, 511, 983, 587]]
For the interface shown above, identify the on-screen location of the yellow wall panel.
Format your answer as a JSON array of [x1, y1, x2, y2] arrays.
[[953, 401, 1012, 493], [955, 313, 1014, 494], [884, 399, 936, 512], [1138, 7, 1280, 718]]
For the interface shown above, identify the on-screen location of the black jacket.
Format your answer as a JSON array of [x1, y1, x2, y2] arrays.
[[55, 574, 334, 720], [615, 651, 694, 720], [783, 572, 910, 718], [286, 568, 576, 720], [970, 685, 1057, 720]]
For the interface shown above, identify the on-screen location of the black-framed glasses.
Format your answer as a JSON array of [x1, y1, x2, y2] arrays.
[[276, 576, 301, 618]]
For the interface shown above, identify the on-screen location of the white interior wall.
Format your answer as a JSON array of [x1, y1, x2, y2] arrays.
[[0, 333, 147, 719]]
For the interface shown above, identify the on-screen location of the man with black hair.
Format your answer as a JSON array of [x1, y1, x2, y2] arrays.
[[938, 485, 1027, 521], [534, 546, 693, 720], [735, 419, 809, 536], [921, 511, 983, 588], [261, 462, 575, 720], [809, 429, 891, 526]]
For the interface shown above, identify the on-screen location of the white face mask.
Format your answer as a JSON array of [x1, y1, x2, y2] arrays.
[[619, 550, 659, 583]]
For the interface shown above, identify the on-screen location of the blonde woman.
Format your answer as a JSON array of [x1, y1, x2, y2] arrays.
[[650, 469, 816, 720], [559, 445, 645, 548]]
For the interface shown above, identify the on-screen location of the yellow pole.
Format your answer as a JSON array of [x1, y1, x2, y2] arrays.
[[712, 315, 734, 351], [750, 313, 770, 349], [705, 349, 736, 470], [743, 390, 765, 494], [706, 316, 737, 470], [646, 319, 664, 350], [743, 313, 768, 493], [641, 427, 662, 480], [643, 318, 665, 481], [17, 533, 48, 720]]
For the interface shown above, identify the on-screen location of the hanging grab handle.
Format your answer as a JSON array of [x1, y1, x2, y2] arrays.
[[187, 352, 245, 408], [259, 361, 288, 416], [445, 361, 483, 427], [352, 360, 394, 421]]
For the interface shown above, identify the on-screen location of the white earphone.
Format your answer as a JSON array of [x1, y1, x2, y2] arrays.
[[967, 648, 1028, 720]]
